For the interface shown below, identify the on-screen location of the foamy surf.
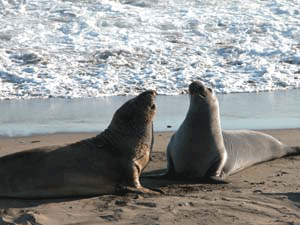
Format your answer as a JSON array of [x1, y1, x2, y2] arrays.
[[0, 0, 299, 99]]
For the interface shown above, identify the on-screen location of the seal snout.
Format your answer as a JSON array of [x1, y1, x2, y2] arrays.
[[189, 81, 207, 98], [149, 90, 157, 110], [139, 90, 157, 110]]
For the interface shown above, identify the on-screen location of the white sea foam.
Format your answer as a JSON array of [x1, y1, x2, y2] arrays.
[[0, 0, 299, 99]]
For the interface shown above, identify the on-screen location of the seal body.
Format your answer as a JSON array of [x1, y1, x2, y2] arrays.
[[0, 90, 156, 197], [166, 81, 300, 179]]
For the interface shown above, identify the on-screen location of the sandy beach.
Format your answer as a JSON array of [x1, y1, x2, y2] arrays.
[[0, 129, 300, 224]]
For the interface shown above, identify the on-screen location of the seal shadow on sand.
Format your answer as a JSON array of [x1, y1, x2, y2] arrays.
[[0, 196, 91, 209], [141, 169, 227, 187], [264, 192, 300, 203]]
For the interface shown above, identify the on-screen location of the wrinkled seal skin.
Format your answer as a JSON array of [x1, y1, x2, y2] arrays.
[[0, 90, 157, 197], [164, 81, 300, 179]]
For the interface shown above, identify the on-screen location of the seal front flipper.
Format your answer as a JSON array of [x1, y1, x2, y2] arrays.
[[142, 169, 177, 180], [116, 164, 162, 195], [116, 186, 162, 195]]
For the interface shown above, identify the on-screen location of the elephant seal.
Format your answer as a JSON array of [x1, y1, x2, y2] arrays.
[[0, 90, 157, 197], [157, 81, 300, 179]]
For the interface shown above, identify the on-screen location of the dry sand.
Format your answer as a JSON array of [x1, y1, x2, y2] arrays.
[[1, 129, 300, 224]]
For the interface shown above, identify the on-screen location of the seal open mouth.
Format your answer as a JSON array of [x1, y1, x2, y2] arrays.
[[189, 81, 208, 98]]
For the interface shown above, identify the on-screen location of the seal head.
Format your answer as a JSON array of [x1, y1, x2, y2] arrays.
[[110, 90, 156, 131]]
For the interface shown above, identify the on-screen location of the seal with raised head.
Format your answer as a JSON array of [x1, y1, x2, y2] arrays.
[[0, 90, 157, 197], [160, 81, 300, 179]]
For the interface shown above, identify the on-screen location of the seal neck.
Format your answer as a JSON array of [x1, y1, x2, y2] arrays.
[[186, 97, 223, 135], [100, 121, 153, 156]]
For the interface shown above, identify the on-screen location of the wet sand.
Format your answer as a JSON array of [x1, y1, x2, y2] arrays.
[[1, 129, 300, 224]]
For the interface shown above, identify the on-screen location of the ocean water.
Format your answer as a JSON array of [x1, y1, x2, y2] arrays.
[[0, 0, 300, 99], [0, 89, 299, 137]]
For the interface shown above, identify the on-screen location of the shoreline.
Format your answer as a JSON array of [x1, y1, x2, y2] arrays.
[[0, 89, 300, 136]]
